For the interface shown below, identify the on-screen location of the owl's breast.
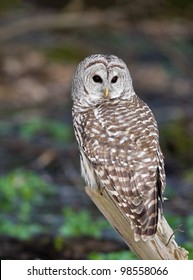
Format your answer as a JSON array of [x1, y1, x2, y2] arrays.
[[95, 101, 139, 138]]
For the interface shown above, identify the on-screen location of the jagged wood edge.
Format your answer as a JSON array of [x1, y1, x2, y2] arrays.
[[85, 186, 188, 260]]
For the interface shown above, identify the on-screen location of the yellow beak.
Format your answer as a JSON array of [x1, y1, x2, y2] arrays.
[[104, 88, 109, 98]]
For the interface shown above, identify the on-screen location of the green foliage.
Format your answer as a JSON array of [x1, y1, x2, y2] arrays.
[[59, 208, 110, 238], [46, 46, 87, 62], [183, 242, 193, 260], [88, 250, 138, 260], [186, 215, 193, 240], [0, 221, 43, 240], [167, 0, 192, 9], [0, 117, 73, 144], [161, 120, 193, 167], [0, 0, 21, 12], [19, 117, 72, 143], [183, 168, 193, 183], [164, 183, 175, 199], [54, 236, 66, 251], [0, 169, 54, 239], [165, 213, 183, 230]]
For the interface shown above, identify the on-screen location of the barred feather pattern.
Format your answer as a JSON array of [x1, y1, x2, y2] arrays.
[[72, 54, 166, 241]]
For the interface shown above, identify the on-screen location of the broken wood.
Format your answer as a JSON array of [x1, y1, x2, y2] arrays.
[[85, 186, 188, 260]]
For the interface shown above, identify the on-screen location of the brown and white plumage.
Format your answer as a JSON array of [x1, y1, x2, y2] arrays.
[[71, 54, 166, 241]]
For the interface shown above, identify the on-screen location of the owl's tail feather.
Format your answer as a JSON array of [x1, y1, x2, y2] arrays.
[[134, 224, 157, 242], [133, 187, 159, 242]]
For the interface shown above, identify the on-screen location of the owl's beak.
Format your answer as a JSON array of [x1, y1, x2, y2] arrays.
[[104, 88, 109, 98]]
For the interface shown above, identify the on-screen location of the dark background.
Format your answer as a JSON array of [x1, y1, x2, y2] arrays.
[[0, 0, 192, 259]]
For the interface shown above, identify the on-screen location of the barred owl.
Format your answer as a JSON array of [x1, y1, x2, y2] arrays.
[[71, 54, 166, 241]]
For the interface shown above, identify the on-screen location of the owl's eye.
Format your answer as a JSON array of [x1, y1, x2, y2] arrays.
[[93, 75, 103, 83], [111, 76, 118, 83]]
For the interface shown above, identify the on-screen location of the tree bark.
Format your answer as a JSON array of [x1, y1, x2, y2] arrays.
[[85, 186, 188, 260]]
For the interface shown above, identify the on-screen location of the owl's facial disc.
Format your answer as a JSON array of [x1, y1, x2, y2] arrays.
[[107, 67, 126, 99], [84, 63, 125, 103]]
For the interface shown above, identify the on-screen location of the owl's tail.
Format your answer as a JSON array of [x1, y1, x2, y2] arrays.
[[133, 182, 161, 242]]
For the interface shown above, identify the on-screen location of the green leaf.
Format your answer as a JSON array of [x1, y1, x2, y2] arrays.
[[88, 251, 138, 260], [59, 208, 110, 238], [19, 117, 72, 143], [0, 168, 54, 239], [186, 215, 193, 239]]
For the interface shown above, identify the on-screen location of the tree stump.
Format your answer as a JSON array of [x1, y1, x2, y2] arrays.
[[85, 187, 188, 260]]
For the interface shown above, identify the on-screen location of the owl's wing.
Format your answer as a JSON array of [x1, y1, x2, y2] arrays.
[[78, 101, 165, 241]]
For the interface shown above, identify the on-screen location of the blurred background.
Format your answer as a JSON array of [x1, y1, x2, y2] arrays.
[[0, 0, 193, 260]]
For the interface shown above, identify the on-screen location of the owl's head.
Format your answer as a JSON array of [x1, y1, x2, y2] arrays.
[[72, 54, 134, 110]]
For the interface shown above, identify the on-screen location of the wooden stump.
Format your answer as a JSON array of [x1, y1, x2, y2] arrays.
[[85, 187, 188, 260]]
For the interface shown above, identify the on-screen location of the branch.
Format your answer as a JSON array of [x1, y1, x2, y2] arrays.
[[85, 186, 188, 260], [1, 11, 193, 42], [0, 11, 123, 42]]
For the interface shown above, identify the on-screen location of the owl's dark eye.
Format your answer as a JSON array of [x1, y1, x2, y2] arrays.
[[93, 75, 103, 83], [111, 76, 118, 83]]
